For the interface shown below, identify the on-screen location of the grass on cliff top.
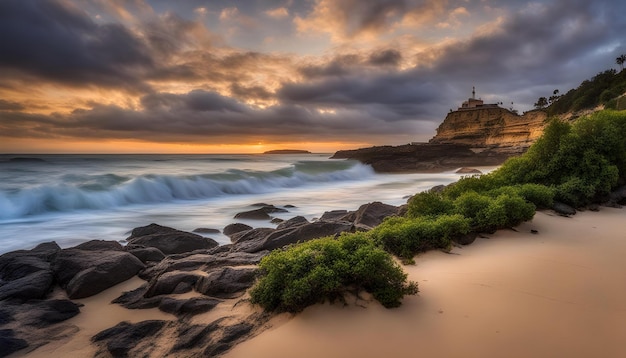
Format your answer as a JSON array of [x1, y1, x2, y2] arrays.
[[251, 109, 626, 313]]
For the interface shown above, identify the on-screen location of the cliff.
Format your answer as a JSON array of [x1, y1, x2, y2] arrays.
[[429, 107, 547, 152], [331, 107, 549, 173]]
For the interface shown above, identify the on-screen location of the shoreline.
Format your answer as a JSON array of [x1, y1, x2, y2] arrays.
[[3, 204, 626, 357], [227, 208, 626, 358]]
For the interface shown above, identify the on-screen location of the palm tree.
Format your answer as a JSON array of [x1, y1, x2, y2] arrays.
[[617, 54, 626, 71]]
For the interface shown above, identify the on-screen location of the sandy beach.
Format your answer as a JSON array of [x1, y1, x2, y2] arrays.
[[227, 208, 626, 358], [13, 207, 626, 357]]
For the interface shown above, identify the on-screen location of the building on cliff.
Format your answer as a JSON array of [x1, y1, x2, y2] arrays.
[[459, 87, 500, 110], [430, 88, 548, 153]]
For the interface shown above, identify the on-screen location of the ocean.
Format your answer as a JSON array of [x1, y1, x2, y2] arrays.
[[0, 154, 472, 254]]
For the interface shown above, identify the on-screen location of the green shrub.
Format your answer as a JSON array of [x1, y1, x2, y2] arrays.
[[370, 215, 470, 259], [451, 191, 535, 232], [406, 191, 454, 218], [250, 233, 418, 313], [516, 184, 555, 208]]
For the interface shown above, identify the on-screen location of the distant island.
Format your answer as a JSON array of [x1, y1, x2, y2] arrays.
[[264, 149, 311, 154]]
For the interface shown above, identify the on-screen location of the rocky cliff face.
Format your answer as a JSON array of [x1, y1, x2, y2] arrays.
[[429, 108, 547, 151]]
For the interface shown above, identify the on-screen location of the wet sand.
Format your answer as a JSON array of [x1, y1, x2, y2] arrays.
[[227, 208, 626, 358]]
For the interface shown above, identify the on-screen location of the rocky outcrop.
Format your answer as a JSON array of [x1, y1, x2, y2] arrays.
[[332, 107, 548, 173], [332, 143, 511, 172], [430, 108, 547, 151], [127, 224, 219, 255]]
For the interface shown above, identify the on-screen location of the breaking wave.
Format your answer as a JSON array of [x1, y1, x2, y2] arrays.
[[0, 161, 375, 219]]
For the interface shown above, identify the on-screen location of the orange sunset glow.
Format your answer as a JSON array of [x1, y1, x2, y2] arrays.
[[1, 0, 624, 153]]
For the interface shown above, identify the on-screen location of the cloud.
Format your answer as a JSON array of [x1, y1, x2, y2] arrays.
[[0, 0, 154, 90], [265, 7, 289, 18]]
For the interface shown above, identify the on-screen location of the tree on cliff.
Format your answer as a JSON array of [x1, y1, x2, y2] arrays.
[[617, 54, 626, 71], [534, 97, 548, 109]]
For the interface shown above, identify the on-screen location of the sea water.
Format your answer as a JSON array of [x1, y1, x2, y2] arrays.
[[0, 154, 471, 254]]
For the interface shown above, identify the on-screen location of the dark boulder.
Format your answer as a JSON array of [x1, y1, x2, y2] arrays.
[[236, 221, 353, 253], [127, 223, 218, 255], [234, 208, 271, 220], [452, 232, 478, 246], [350, 202, 399, 228], [0, 247, 56, 301], [158, 297, 221, 317], [0, 270, 54, 301], [230, 228, 275, 244], [145, 271, 201, 297], [609, 185, 626, 205], [319, 210, 351, 222], [73, 240, 123, 251], [126, 247, 165, 263], [276, 216, 309, 230], [52, 249, 144, 299], [223, 223, 253, 237], [270, 218, 284, 224], [456, 167, 482, 174], [553, 201, 576, 216], [0, 329, 28, 357], [195, 267, 258, 298], [23, 299, 82, 327], [92, 320, 167, 357], [192, 228, 221, 234]]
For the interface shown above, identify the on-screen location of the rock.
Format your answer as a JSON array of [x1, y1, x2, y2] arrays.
[[172, 324, 216, 352], [126, 247, 165, 263], [23, 299, 82, 327], [452, 232, 477, 245], [0, 270, 54, 301], [0, 307, 13, 325], [52, 249, 145, 299], [331, 143, 516, 173], [158, 297, 221, 317], [31, 241, 62, 252], [203, 323, 254, 357], [139, 251, 267, 282], [0, 246, 57, 301], [284, 204, 297, 208], [270, 218, 284, 224], [192, 228, 221, 234], [609, 185, 626, 205], [276, 216, 309, 230], [230, 228, 275, 244], [531, 229, 539, 234], [349, 202, 399, 228], [588, 204, 600, 212], [223, 223, 253, 237], [0, 329, 28, 357], [73, 240, 123, 251], [553, 201, 576, 216], [127, 223, 218, 255], [429, 185, 446, 193], [234, 208, 271, 220], [456, 167, 482, 174], [195, 267, 258, 299], [145, 271, 201, 297], [319, 210, 350, 222], [92, 320, 167, 357], [237, 221, 353, 253]]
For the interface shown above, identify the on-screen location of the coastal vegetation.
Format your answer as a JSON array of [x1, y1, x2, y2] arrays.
[[251, 109, 626, 313]]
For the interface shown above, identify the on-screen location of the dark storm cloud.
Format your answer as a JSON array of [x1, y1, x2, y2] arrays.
[[368, 49, 403, 67], [0, 0, 154, 90], [282, 0, 626, 118]]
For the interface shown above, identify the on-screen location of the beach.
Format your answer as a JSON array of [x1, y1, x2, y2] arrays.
[[227, 208, 626, 358]]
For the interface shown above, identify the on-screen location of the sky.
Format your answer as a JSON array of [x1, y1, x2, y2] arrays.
[[1, 0, 625, 154]]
